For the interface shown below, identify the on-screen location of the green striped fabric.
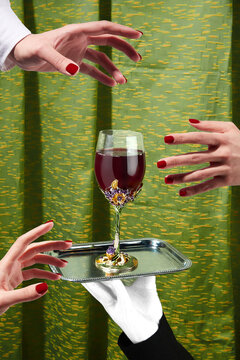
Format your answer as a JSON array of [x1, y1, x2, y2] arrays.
[[0, 0, 239, 359]]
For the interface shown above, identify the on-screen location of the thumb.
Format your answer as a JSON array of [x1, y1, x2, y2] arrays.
[[0, 283, 48, 309], [82, 280, 124, 307], [39, 46, 79, 76]]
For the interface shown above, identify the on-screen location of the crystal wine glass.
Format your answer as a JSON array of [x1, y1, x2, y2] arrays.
[[94, 130, 146, 274]]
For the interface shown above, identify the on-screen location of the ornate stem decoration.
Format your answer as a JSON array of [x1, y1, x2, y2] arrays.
[[102, 179, 143, 209]]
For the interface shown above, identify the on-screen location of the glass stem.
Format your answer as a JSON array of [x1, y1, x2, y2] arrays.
[[114, 207, 122, 253]]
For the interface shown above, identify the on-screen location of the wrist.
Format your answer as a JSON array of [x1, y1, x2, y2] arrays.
[[124, 318, 160, 344]]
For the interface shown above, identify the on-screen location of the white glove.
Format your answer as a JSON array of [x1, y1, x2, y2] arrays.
[[82, 276, 163, 344]]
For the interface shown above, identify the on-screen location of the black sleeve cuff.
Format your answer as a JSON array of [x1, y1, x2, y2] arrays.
[[118, 314, 194, 360]]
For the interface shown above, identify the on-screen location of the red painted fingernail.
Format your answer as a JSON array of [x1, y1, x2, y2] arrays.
[[61, 259, 68, 263], [179, 189, 187, 197], [189, 119, 200, 124], [164, 135, 174, 144], [165, 175, 174, 184], [65, 240, 72, 243], [123, 75, 128, 83], [66, 63, 79, 75], [45, 220, 53, 224], [138, 53, 142, 60], [157, 160, 167, 169], [56, 273, 62, 276], [36, 283, 48, 294], [137, 30, 143, 35]]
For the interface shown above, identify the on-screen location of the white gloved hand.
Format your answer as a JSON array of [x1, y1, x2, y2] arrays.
[[82, 276, 163, 344]]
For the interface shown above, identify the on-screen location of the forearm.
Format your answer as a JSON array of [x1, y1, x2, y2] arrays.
[[0, 0, 31, 71], [118, 314, 194, 360]]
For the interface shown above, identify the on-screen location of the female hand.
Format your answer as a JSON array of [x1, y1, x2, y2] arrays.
[[9, 21, 142, 86], [157, 119, 240, 197], [0, 221, 72, 315]]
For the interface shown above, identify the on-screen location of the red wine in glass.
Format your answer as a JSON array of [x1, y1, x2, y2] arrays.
[[95, 148, 145, 193]]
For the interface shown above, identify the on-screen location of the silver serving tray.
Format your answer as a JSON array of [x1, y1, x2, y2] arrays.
[[48, 238, 192, 283]]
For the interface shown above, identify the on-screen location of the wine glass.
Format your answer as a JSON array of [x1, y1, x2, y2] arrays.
[[94, 130, 146, 274]]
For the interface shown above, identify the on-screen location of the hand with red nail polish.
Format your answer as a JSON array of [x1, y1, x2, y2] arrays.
[[158, 120, 240, 197], [0, 222, 72, 315], [2, 7, 143, 86]]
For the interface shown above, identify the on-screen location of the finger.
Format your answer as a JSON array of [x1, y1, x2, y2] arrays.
[[157, 150, 218, 169], [19, 240, 72, 261], [111, 279, 129, 300], [21, 254, 68, 268], [84, 48, 125, 84], [189, 119, 236, 133], [165, 164, 228, 184], [82, 281, 115, 304], [0, 283, 48, 309], [37, 45, 79, 76], [66, 21, 142, 39], [87, 35, 141, 62], [178, 176, 227, 197], [164, 132, 221, 146], [22, 268, 62, 281], [5, 222, 54, 262], [82, 280, 124, 306], [130, 276, 156, 290], [80, 62, 117, 86]]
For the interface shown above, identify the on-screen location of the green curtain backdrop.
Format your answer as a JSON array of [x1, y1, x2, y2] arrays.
[[0, 0, 239, 359]]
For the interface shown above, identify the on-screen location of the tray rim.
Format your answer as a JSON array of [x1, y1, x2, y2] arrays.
[[48, 238, 192, 283]]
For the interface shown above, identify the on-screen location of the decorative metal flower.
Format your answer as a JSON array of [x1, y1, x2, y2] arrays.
[[102, 179, 143, 209], [106, 246, 116, 259], [112, 192, 126, 206]]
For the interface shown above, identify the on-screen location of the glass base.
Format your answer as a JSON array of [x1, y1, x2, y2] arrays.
[[95, 254, 138, 274]]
